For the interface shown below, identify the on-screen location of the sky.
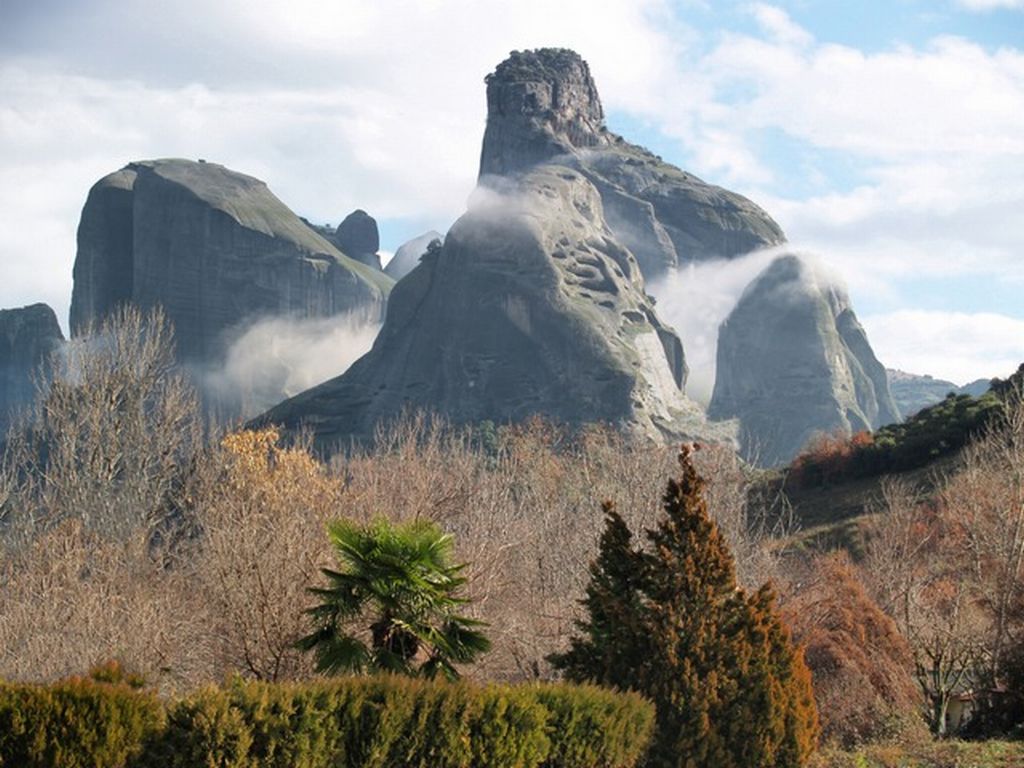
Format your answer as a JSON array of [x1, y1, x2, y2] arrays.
[[1, 0, 1022, 386]]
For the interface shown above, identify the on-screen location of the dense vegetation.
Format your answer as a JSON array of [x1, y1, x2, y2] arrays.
[[0, 665, 654, 768], [789, 387, 1008, 488], [4, 307, 1024, 766], [554, 445, 819, 767]]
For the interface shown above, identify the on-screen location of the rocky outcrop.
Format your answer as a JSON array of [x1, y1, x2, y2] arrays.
[[709, 255, 899, 466], [332, 209, 382, 270], [0, 303, 64, 433], [887, 369, 993, 418], [255, 166, 718, 449], [70, 159, 392, 364], [480, 49, 785, 279], [384, 231, 443, 281]]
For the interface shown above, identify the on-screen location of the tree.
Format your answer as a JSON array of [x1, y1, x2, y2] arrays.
[[864, 477, 986, 736], [553, 501, 649, 691], [2, 305, 202, 544], [552, 445, 818, 768], [783, 551, 921, 746], [0, 306, 206, 686], [188, 428, 345, 682], [298, 517, 490, 680], [940, 387, 1024, 733]]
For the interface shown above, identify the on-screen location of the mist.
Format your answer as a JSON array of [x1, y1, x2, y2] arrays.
[[202, 313, 381, 418], [648, 247, 796, 405]]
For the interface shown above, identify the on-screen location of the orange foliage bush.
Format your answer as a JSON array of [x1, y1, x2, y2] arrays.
[[784, 551, 922, 746], [789, 430, 874, 488]]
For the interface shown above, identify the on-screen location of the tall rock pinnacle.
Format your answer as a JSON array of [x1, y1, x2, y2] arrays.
[[479, 49, 785, 279], [254, 166, 719, 449], [333, 209, 383, 270], [0, 303, 64, 434], [480, 48, 611, 177]]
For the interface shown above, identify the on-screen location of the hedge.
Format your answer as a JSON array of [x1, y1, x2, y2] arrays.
[[0, 674, 653, 768], [0, 674, 164, 768]]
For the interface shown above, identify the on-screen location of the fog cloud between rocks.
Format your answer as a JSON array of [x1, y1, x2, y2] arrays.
[[202, 313, 381, 418], [648, 247, 840, 406]]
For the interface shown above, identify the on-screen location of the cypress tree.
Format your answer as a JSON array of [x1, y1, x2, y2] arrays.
[[552, 501, 650, 692], [552, 445, 819, 768]]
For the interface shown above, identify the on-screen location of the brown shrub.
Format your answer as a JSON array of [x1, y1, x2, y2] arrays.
[[783, 551, 923, 746]]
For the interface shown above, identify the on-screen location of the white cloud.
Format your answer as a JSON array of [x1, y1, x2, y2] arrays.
[[649, 248, 785, 404], [956, 0, 1024, 10], [0, 0, 1022, 385], [0, 0, 679, 330], [862, 310, 1024, 384], [747, 3, 813, 48], [201, 313, 381, 418]]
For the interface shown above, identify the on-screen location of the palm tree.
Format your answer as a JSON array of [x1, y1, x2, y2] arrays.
[[297, 517, 490, 680]]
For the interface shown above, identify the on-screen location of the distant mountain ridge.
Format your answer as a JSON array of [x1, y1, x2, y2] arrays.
[[887, 368, 993, 419]]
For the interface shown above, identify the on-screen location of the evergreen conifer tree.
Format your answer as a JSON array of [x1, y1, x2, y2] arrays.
[[552, 445, 818, 767], [553, 501, 650, 691]]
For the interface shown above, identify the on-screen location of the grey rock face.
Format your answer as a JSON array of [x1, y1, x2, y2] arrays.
[[71, 168, 137, 334], [70, 159, 392, 364], [886, 369, 991, 418], [480, 49, 785, 279], [384, 231, 443, 281], [709, 255, 899, 466], [480, 49, 611, 178], [0, 303, 64, 434], [333, 209, 382, 270], [256, 166, 718, 449]]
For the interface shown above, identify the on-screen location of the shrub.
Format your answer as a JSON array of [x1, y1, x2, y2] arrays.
[[534, 682, 655, 768], [0, 674, 652, 768], [783, 552, 922, 747], [0, 673, 163, 768]]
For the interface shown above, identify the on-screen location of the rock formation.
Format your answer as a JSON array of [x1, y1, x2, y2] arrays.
[[886, 369, 993, 419], [480, 49, 785, 279], [384, 231, 443, 281], [71, 159, 392, 364], [709, 255, 899, 466], [256, 166, 716, 449], [0, 303, 64, 434], [332, 209, 383, 270]]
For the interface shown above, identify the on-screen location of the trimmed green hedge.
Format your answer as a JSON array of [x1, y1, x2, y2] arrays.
[[0, 675, 653, 768], [0, 675, 164, 768]]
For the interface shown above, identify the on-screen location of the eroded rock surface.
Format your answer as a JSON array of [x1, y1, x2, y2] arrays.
[[480, 49, 785, 279], [0, 303, 64, 433], [70, 159, 392, 364], [256, 166, 718, 449]]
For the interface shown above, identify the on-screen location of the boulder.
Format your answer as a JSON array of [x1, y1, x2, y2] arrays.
[[709, 254, 899, 466], [480, 49, 785, 279], [384, 231, 443, 281], [0, 303, 64, 434], [70, 159, 392, 364], [333, 209, 382, 270], [255, 166, 718, 449]]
